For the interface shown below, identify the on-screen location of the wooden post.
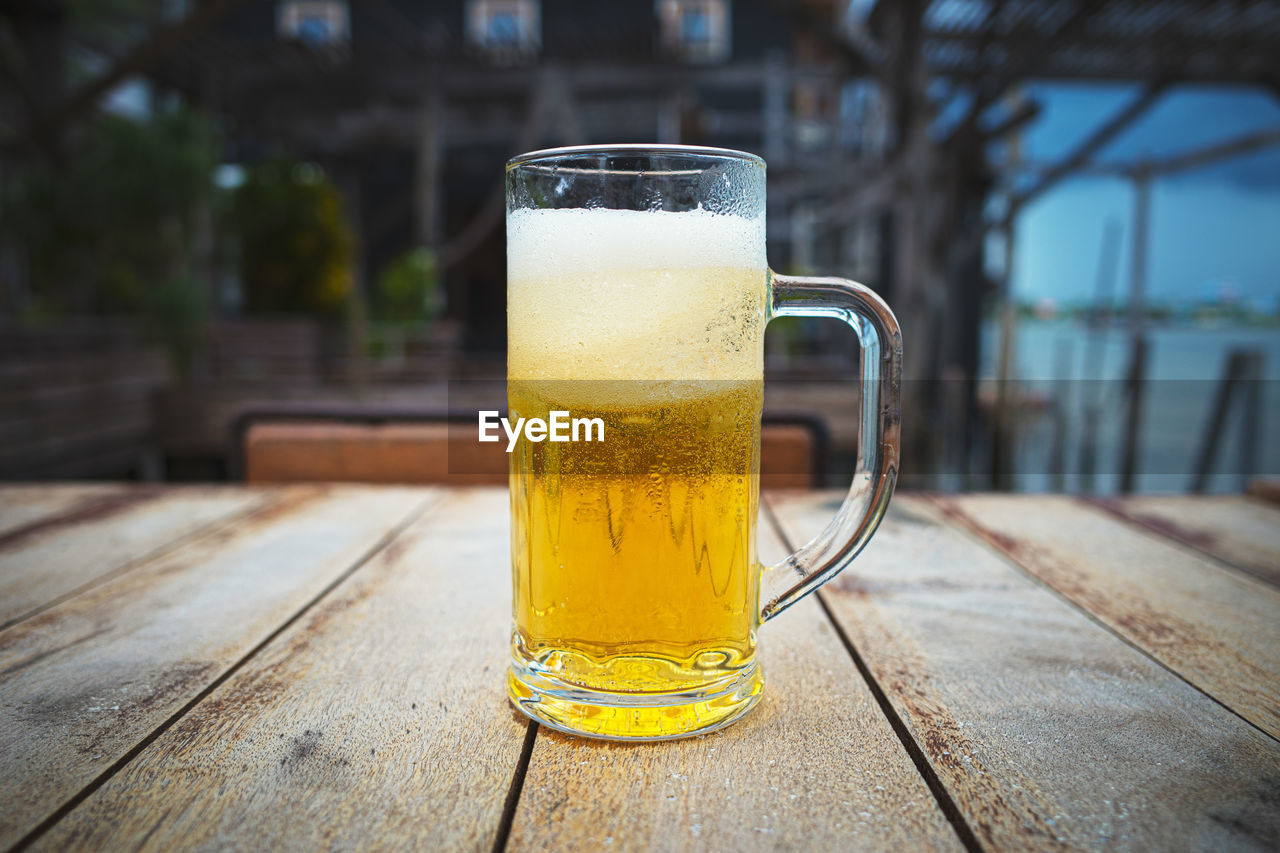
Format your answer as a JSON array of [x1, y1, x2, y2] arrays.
[[1049, 337, 1073, 491], [1127, 168, 1151, 342], [1192, 349, 1264, 492], [657, 91, 682, 144], [763, 50, 787, 166], [991, 220, 1017, 490], [334, 170, 367, 389], [1239, 352, 1262, 490], [1078, 406, 1100, 493], [5, 0, 69, 162], [537, 66, 584, 146], [1078, 219, 1122, 492], [1118, 336, 1147, 493], [414, 85, 443, 249], [1119, 168, 1151, 493]]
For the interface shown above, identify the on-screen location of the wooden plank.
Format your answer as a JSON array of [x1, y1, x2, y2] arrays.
[[0, 486, 431, 849], [1247, 479, 1280, 506], [770, 493, 1280, 850], [935, 493, 1280, 740], [35, 488, 528, 851], [242, 421, 820, 489], [1090, 496, 1280, 587], [0, 486, 271, 629], [505, 501, 962, 852], [0, 484, 125, 537], [244, 421, 510, 487]]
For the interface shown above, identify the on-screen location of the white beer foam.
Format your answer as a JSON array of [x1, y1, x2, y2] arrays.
[[507, 208, 766, 382], [507, 207, 764, 280]]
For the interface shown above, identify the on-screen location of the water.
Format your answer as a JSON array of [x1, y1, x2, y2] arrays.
[[979, 320, 1279, 493]]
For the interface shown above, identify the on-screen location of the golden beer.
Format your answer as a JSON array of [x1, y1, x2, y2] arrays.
[[506, 208, 768, 739], [504, 145, 902, 743]]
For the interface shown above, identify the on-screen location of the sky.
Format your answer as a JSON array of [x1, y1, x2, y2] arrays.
[[1008, 84, 1280, 311]]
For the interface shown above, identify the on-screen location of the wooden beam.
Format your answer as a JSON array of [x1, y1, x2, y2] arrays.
[[777, 0, 883, 79], [438, 66, 584, 269], [413, 85, 443, 248], [944, 0, 1108, 146], [924, 30, 1280, 57], [1146, 125, 1280, 175], [0, 0, 69, 160], [980, 97, 1041, 139], [1011, 80, 1168, 210], [0, 18, 49, 136], [881, 0, 927, 151], [1259, 73, 1280, 104], [18, 0, 249, 148], [1013, 125, 1280, 180]]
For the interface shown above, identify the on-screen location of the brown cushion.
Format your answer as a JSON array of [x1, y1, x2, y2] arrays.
[[245, 420, 818, 488], [245, 422, 508, 486]]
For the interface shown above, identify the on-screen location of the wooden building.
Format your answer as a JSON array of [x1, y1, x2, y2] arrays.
[[155, 0, 1280, 476], [3, 0, 1278, 483], [157, 0, 843, 351]]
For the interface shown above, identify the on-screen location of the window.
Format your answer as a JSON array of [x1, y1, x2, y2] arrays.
[[467, 0, 540, 59], [682, 8, 710, 45], [277, 1, 349, 45], [657, 0, 730, 63]]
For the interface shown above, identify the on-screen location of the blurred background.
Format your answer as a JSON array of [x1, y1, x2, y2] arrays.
[[0, 0, 1276, 493]]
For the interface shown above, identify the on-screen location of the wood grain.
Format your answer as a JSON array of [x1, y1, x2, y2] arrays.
[[935, 493, 1280, 739], [770, 493, 1280, 851], [0, 485, 269, 629], [0, 486, 430, 848], [506, 502, 962, 853], [0, 484, 124, 538], [36, 488, 528, 852], [1091, 496, 1280, 587]]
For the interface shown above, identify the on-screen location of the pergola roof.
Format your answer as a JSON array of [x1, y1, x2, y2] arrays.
[[879, 0, 1280, 85]]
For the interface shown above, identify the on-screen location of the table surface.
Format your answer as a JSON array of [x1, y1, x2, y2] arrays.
[[1, 484, 1277, 851]]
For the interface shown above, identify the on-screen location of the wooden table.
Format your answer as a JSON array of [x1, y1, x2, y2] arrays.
[[1, 485, 1278, 851]]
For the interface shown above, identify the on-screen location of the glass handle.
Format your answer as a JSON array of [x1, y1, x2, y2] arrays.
[[760, 273, 903, 622]]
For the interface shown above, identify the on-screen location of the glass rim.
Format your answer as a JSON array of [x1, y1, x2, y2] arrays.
[[506, 143, 766, 173]]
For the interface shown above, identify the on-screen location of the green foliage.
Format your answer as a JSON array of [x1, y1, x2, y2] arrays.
[[374, 248, 441, 326], [228, 160, 353, 315], [141, 274, 209, 380], [5, 107, 217, 313]]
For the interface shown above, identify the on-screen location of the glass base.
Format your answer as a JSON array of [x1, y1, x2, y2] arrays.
[[506, 660, 764, 741]]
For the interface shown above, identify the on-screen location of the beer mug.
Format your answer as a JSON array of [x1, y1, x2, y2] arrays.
[[505, 145, 901, 740]]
